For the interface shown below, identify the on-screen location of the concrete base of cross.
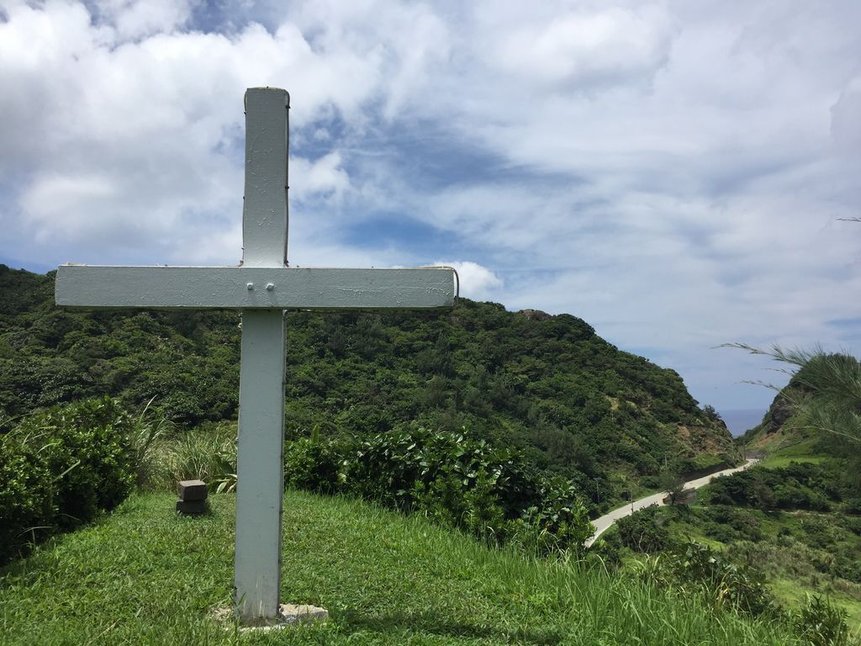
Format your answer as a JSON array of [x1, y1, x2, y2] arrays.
[[278, 603, 329, 625], [213, 603, 329, 631]]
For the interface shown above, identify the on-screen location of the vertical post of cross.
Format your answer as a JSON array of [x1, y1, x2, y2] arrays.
[[234, 87, 289, 622]]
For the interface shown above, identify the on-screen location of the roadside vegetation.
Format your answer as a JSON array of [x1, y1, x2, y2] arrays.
[[588, 347, 861, 641]]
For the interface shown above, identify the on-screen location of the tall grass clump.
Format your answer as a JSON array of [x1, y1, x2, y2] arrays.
[[141, 421, 237, 492], [129, 396, 175, 489], [793, 594, 850, 646]]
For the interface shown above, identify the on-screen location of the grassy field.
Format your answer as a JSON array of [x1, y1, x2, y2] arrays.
[[757, 434, 827, 468], [0, 490, 800, 645], [751, 428, 827, 469]]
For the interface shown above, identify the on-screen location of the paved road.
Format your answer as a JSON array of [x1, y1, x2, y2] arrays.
[[584, 458, 759, 547]]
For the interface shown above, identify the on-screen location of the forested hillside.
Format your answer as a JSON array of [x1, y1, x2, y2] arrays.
[[0, 264, 737, 505]]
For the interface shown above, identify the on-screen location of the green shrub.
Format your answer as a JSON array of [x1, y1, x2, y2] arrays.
[[616, 506, 672, 553], [635, 541, 778, 619], [509, 476, 593, 553], [700, 506, 763, 543], [833, 555, 861, 583], [793, 594, 849, 646], [20, 397, 134, 526], [842, 514, 861, 535], [282, 425, 592, 553], [0, 398, 136, 563], [283, 437, 343, 495], [799, 516, 837, 550], [706, 464, 840, 513], [843, 497, 861, 515], [0, 428, 55, 561], [670, 541, 778, 617]]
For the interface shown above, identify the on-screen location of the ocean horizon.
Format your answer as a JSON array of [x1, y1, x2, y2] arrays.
[[720, 408, 766, 437]]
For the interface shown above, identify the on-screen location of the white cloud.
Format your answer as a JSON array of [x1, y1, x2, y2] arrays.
[[290, 152, 350, 201], [1, 0, 860, 413], [484, 4, 674, 90], [434, 261, 502, 301], [92, 0, 194, 40], [0, 0, 402, 264]]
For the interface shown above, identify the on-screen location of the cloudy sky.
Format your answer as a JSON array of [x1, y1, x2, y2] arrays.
[[2, 0, 860, 429]]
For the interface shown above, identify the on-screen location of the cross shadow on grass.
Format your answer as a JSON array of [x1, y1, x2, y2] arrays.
[[339, 608, 563, 644]]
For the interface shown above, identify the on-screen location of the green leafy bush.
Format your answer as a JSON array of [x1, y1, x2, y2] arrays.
[[282, 425, 592, 553], [700, 506, 763, 543], [670, 541, 778, 617], [635, 541, 778, 619], [0, 397, 136, 563], [509, 480, 592, 554], [707, 463, 840, 512], [793, 594, 849, 646], [616, 506, 672, 553], [282, 436, 343, 495], [0, 427, 55, 561]]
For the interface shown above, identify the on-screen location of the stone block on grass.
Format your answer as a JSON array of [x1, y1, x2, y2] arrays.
[[176, 499, 207, 515], [178, 479, 208, 501]]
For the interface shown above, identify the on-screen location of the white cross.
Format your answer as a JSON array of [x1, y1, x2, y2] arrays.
[[55, 87, 455, 622]]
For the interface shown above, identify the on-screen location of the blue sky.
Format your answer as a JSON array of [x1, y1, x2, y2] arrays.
[[1, 0, 860, 431]]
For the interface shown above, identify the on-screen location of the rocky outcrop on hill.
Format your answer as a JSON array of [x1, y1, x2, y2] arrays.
[[517, 308, 552, 321]]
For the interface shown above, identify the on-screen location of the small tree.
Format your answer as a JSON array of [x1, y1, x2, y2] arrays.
[[702, 404, 724, 424], [659, 462, 687, 504], [617, 506, 671, 552]]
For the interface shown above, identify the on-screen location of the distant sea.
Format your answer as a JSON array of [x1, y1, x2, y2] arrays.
[[719, 408, 766, 437]]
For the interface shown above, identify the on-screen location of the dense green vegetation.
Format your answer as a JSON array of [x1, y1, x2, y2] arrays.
[[0, 263, 742, 572], [0, 397, 136, 563], [605, 487, 861, 637], [0, 264, 737, 513], [706, 461, 856, 512], [283, 425, 593, 553], [0, 490, 806, 645]]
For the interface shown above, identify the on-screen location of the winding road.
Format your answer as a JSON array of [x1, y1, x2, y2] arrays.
[[584, 458, 759, 547]]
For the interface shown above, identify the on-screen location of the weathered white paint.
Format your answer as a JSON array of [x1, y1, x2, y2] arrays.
[[55, 266, 456, 310], [235, 309, 285, 618], [242, 87, 289, 269], [54, 86, 455, 623], [233, 88, 289, 622]]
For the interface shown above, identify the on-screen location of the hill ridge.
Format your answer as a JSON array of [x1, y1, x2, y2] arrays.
[[0, 264, 737, 507]]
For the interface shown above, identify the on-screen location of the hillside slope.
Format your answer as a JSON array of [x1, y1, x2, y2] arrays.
[[0, 264, 737, 503], [0, 490, 798, 644], [741, 352, 861, 462]]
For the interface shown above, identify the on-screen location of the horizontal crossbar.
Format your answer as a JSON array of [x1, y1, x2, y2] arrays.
[[56, 265, 456, 310]]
